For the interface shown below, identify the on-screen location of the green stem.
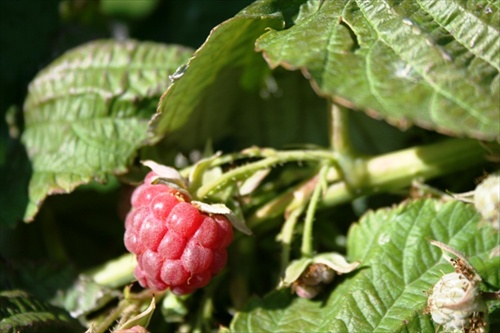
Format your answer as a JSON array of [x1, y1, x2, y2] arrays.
[[279, 204, 307, 275], [301, 165, 329, 258], [187, 152, 221, 197], [322, 138, 486, 206], [251, 167, 337, 223], [250, 138, 488, 226], [86, 253, 136, 288], [92, 298, 134, 333], [196, 150, 337, 199], [330, 102, 353, 154]]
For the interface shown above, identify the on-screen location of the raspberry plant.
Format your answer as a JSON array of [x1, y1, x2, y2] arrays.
[[1, 1, 499, 332]]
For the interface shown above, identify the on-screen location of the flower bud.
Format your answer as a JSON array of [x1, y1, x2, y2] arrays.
[[427, 272, 487, 331]]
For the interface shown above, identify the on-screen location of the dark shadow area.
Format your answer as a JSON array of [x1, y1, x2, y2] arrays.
[[0, 137, 32, 228]]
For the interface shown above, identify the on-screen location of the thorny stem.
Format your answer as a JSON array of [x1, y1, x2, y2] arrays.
[[249, 138, 487, 227], [91, 298, 134, 333], [301, 165, 330, 258], [250, 173, 327, 223], [279, 204, 307, 276], [93, 291, 159, 333], [196, 150, 339, 199], [322, 139, 486, 205]]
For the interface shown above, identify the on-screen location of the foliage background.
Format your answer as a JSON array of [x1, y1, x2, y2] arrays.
[[0, 0, 253, 261], [0, 0, 498, 332], [0, 1, 254, 330]]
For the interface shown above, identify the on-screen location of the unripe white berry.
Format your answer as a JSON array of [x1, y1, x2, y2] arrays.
[[474, 173, 500, 230], [428, 272, 486, 331], [427, 241, 489, 332]]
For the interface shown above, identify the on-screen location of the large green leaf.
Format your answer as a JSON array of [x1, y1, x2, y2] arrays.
[[53, 275, 120, 320], [21, 40, 193, 221], [148, 0, 331, 151], [230, 199, 499, 332], [0, 290, 84, 333], [256, 0, 500, 142]]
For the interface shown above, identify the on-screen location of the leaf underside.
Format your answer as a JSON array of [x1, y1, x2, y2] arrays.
[[230, 199, 499, 332], [256, 0, 500, 142], [148, 0, 330, 152], [0, 290, 84, 333], [21, 40, 193, 221]]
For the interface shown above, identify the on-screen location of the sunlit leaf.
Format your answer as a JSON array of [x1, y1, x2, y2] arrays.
[[256, 0, 500, 142], [149, 1, 329, 151], [231, 199, 499, 332], [21, 40, 193, 221]]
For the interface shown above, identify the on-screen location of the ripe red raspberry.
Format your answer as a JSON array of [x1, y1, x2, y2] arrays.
[[124, 171, 233, 295]]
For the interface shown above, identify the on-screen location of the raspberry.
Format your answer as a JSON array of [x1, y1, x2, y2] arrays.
[[427, 272, 487, 331], [124, 171, 233, 294], [474, 172, 500, 230], [427, 241, 489, 332]]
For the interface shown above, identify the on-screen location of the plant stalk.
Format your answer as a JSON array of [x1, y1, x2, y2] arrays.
[[196, 150, 338, 199], [301, 165, 329, 258], [321, 138, 487, 206], [279, 204, 307, 275], [86, 253, 136, 288], [250, 138, 488, 224], [330, 102, 353, 155], [91, 298, 135, 333]]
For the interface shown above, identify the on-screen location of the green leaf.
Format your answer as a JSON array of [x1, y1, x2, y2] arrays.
[[149, 1, 329, 151], [256, 0, 500, 142], [21, 39, 193, 221], [0, 290, 84, 333], [230, 199, 499, 332], [52, 275, 120, 319], [161, 293, 188, 323]]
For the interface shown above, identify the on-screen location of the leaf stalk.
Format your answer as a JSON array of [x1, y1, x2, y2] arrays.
[[301, 164, 330, 258]]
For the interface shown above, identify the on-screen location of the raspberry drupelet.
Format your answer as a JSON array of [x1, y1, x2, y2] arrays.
[[124, 171, 233, 295]]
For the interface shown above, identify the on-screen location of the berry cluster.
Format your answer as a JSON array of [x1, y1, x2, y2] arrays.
[[124, 172, 233, 295]]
